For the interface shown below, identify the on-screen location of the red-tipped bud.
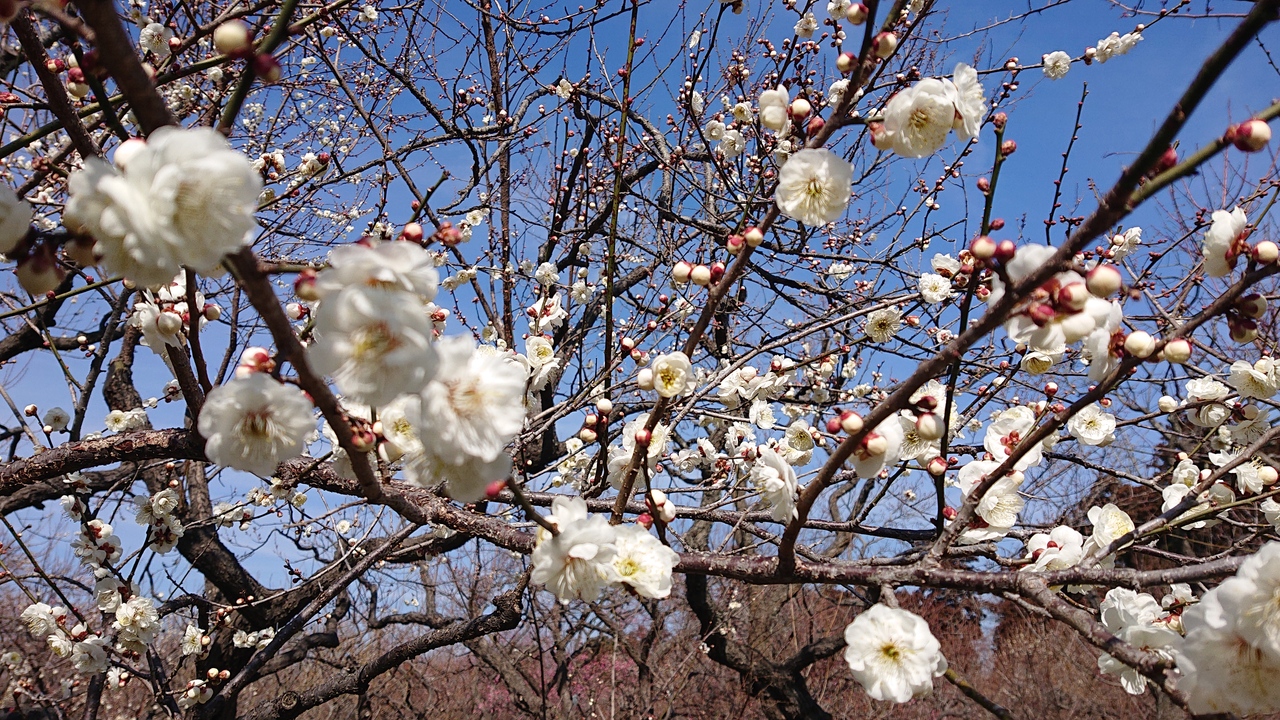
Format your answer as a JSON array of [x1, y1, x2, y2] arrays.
[[690, 264, 712, 286], [252, 53, 281, 82], [927, 457, 948, 477], [1057, 282, 1090, 312], [994, 240, 1017, 263], [861, 432, 888, 457], [1000, 139, 1017, 157], [836, 52, 857, 74], [989, 218, 1006, 231], [806, 115, 826, 135], [725, 234, 745, 255], [1239, 293, 1269, 319], [709, 261, 726, 284], [1044, 381, 1058, 396], [915, 413, 944, 441], [1253, 240, 1279, 265], [636, 512, 653, 529], [840, 410, 864, 434], [846, 3, 868, 24], [790, 98, 812, 120], [1156, 146, 1178, 173], [744, 226, 764, 247], [825, 417, 842, 434], [485, 480, 507, 499], [976, 177, 990, 193], [915, 395, 938, 412], [1028, 303, 1056, 327], [578, 427, 598, 443], [295, 267, 320, 301], [400, 222, 424, 243], [1230, 316, 1259, 344], [1086, 264, 1122, 297], [872, 32, 897, 59], [1230, 119, 1271, 152], [992, 112, 1007, 131], [942, 506, 958, 521], [970, 235, 997, 260], [633, 428, 652, 446]]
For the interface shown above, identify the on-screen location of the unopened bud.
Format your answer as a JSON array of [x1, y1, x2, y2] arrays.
[[673, 260, 693, 284], [1230, 119, 1272, 152], [23, 404, 36, 417], [725, 234, 745, 255], [839, 410, 863, 434], [295, 268, 320, 301], [690, 264, 712, 286], [744, 226, 764, 247], [1253, 240, 1279, 265], [836, 52, 857, 74], [1164, 337, 1192, 364], [252, 53, 281, 82], [1238, 293, 1268, 319], [577, 427, 598, 443], [400, 222, 424, 243], [1158, 395, 1179, 413], [845, 2, 868, 24], [1260, 466, 1280, 486], [790, 97, 811, 120], [1086, 264, 1122, 297], [914, 413, 944, 441], [1057, 282, 1090, 312], [927, 456, 948, 476], [1231, 316, 1259, 344], [213, 20, 253, 57], [970, 235, 997, 260], [595, 398, 613, 415], [1044, 382, 1058, 396], [709, 261, 726, 284], [1124, 330, 1156, 359], [1000, 139, 1017, 156], [636, 367, 654, 390], [872, 32, 897, 59], [633, 428, 652, 446], [485, 479, 507, 499]]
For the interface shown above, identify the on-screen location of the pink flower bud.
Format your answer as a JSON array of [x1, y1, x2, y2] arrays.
[[1044, 382, 1058, 396], [1000, 139, 1017, 157], [861, 432, 887, 457], [1155, 146, 1178, 173], [976, 177, 990, 193], [845, 3, 868, 24], [203, 304, 221, 321], [285, 302, 307, 320], [836, 52, 857, 74], [992, 113, 1007, 130], [485, 480, 507, 499], [915, 395, 938, 412], [942, 506, 958, 521], [989, 218, 1006, 231], [636, 512, 653, 529], [400, 222, 424, 243], [1086, 264, 1122, 297], [633, 428, 652, 446], [1028, 303, 1056, 327], [725, 234, 745, 255], [744, 226, 764, 247], [806, 115, 826, 135], [252, 53, 281, 82], [709, 261, 726, 284], [927, 457, 948, 476], [789, 98, 811, 120], [295, 267, 320, 301], [840, 410, 864, 434], [993, 240, 1017, 263], [620, 336, 636, 351]]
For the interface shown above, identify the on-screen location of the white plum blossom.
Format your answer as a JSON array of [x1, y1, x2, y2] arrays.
[[758, 85, 790, 131], [651, 351, 696, 398], [531, 496, 619, 602], [852, 417, 905, 479], [65, 127, 262, 286], [1185, 376, 1232, 427], [750, 446, 798, 522], [1110, 226, 1141, 261], [954, 460, 1024, 543], [718, 129, 745, 158], [877, 79, 956, 158], [779, 420, 815, 465], [1067, 404, 1116, 447], [774, 148, 853, 226], [1085, 503, 1134, 555], [1042, 50, 1071, 80], [611, 524, 679, 598], [528, 292, 568, 333], [315, 241, 439, 300], [794, 11, 818, 38], [865, 307, 902, 343], [950, 63, 986, 140], [1227, 357, 1280, 399], [989, 244, 1116, 353], [139, 22, 174, 58], [1202, 207, 1249, 277], [1094, 31, 1142, 63], [1022, 525, 1084, 572], [1176, 543, 1280, 715], [409, 337, 526, 501], [984, 406, 1043, 470], [0, 183, 32, 254], [197, 373, 315, 477], [843, 604, 948, 703], [917, 273, 952, 304]]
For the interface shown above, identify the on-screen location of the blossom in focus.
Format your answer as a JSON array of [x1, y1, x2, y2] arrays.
[[774, 148, 853, 227], [1042, 51, 1071, 80], [843, 604, 947, 703], [197, 373, 315, 477], [611, 523, 679, 598], [531, 496, 619, 602], [1202, 207, 1248, 278], [750, 446, 798, 522]]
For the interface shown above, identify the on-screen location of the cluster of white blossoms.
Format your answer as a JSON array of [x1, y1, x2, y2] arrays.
[[871, 64, 986, 159], [531, 496, 679, 602], [1176, 543, 1280, 714], [842, 604, 948, 703], [988, 244, 1124, 375], [131, 273, 219, 356], [65, 126, 262, 287], [1097, 588, 1183, 694], [134, 487, 184, 553], [1092, 30, 1142, 63], [19, 602, 109, 674]]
